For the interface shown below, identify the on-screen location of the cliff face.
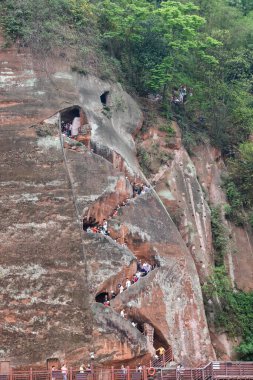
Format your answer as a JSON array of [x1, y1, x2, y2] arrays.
[[1, 32, 250, 368], [137, 112, 253, 360], [191, 145, 253, 292]]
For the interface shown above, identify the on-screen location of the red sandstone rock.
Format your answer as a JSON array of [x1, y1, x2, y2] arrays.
[[0, 32, 216, 369], [192, 144, 253, 291]]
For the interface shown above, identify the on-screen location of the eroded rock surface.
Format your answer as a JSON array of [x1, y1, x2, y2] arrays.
[[192, 144, 253, 291], [1, 34, 215, 367], [139, 123, 213, 282]]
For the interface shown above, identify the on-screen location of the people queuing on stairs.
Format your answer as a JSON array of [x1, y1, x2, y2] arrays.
[[61, 115, 83, 138], [84, 182, 150, 237], [61, 121, 72, 137], [125, 278, 131, 288], [133, 182, 150, 196], [86, 224, 110, 235], [98, 259, 157, 310]]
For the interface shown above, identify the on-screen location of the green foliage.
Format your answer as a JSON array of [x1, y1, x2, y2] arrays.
[[228, 0, 253, 15], [159, 123, 176, 136], [203, 267, 253, 360], [222, 142, 253, 227], [249, 213, 253, 229], [0, 0, 96, 52], [210, 206, 228, 266], [0, 0, 120, 79], [225, 180, 243, 207], [1, 0, 252, 226], [223, 203, 245, 226], [71, 66, 88, 75], [227, 142, 253, 207], [96, 0, 219, 93], [137, 146, 151, 175], [137, 143, 172, 175], [101, 106, 112, 118]]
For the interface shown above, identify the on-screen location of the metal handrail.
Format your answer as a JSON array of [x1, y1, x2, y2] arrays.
[[4, 362, 253, 380]]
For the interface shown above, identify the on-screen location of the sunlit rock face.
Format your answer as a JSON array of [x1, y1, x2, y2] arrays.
[[0, 33, 215, 368]]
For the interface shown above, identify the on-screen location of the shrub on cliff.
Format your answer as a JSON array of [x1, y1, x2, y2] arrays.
[[227, 142, 253, 207], [0, 0, 96, 50], [203, 267, 253, 360], [0, 0, 121, 78], [210, 206, 228, 266]]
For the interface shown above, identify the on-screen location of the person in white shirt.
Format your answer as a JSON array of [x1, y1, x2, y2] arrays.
[[61, 364, 67, 380], [119, 285, 124, 293], [125, 278, 131, 288], [120, 309, 125, 318], [71, 117, 80, 137], [102, 219, 108, 232]]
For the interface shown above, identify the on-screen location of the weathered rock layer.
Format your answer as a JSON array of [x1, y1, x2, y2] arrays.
[[0, 34, 216, 367]]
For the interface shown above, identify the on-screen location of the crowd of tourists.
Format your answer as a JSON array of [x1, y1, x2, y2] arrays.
[[102, 259, 156, 309], [85, 181, 151, 238], [86, 219, 109, 235], [61, 116, 81, 138], [51, 357, 182, 379], [51, 363, 92, 379]]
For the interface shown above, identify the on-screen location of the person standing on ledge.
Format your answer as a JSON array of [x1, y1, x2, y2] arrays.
[[156, 346, 165, 356], [61, 363, 68, 380]]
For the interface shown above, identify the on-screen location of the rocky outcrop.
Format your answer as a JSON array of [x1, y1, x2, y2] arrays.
[[191, 144, 253, 291], [139, 123, 214, 283], [0, 33, 215, 368], [107, 193, 214, 366], [63, 144, 215, 366]]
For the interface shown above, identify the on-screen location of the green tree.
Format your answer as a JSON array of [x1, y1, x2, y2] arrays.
[[228, 0, 253, 15], [228, 142, 253, 207]]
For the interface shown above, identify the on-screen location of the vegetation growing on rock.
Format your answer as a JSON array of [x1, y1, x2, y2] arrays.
[[203, 267, 253, 360]]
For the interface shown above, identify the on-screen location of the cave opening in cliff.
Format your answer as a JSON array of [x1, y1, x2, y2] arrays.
[[83, 217, 98, 230], [60, 105, 90, 146], [95, 292, 109, 303], [100, 91, 110, 106], [136, 323, 144, 334], [60, 106, 80, 124], [153, 329, 170, 351]]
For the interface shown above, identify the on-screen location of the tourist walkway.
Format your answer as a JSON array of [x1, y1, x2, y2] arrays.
[[2, 361, 253, 380]]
